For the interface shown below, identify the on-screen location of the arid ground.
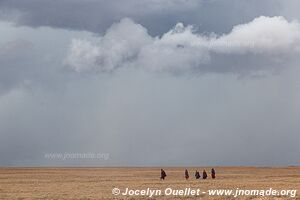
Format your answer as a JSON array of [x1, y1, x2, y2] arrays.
[[0, 167, 299, 200]]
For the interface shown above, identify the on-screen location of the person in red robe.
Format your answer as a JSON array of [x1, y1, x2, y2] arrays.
[[195, 170, 201, 179], [160, 169, 167, 180], [202, 169, 207, 179], [211, 168, 216, 179], [185, 169, 189, 180]]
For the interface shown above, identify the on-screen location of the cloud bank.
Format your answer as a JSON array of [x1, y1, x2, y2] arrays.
[[0, 0, 284, 35], [65, 16, 300, 75]]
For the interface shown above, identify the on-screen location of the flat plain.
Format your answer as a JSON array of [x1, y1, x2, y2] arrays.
[[0, 167, 299, 200]]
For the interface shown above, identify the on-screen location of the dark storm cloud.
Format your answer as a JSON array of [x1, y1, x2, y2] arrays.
[[0, 0, 283, 35], [0, 37, 65, 95], [0, 39, 34, 94], [0, 0, 300, 167], [0, 22, 91, 95]]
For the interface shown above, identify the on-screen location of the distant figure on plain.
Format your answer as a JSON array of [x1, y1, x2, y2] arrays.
[[195, 170, 201, 179], [185, 169, 189, 180], [202, 170, 208, 179], [211, 168, 216, 179], [160, 169, 167, 180]]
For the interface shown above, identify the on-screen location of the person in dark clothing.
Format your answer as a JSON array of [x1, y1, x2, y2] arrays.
[[195, 170, 201, 179], [160, 169, 167, 180], [202, 170, 207, 179], [185, 169, 189, 180], [211, 168, 216, 179]]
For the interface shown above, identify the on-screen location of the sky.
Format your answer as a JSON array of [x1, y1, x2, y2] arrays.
[[0, 0, 300, 166]]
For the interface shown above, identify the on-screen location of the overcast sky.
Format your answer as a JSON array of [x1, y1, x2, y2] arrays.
[[0, 0, 300, 166]]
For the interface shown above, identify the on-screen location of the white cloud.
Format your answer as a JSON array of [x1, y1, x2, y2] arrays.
[[64, 16, 300, 74], [64, 18, 152, 72], [215, 16, 300, 54]]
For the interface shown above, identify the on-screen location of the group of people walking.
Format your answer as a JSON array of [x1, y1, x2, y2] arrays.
[[160, 168, 216, 180]]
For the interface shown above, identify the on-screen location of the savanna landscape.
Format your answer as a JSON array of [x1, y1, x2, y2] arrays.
[[0, 167, 299, 200]]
